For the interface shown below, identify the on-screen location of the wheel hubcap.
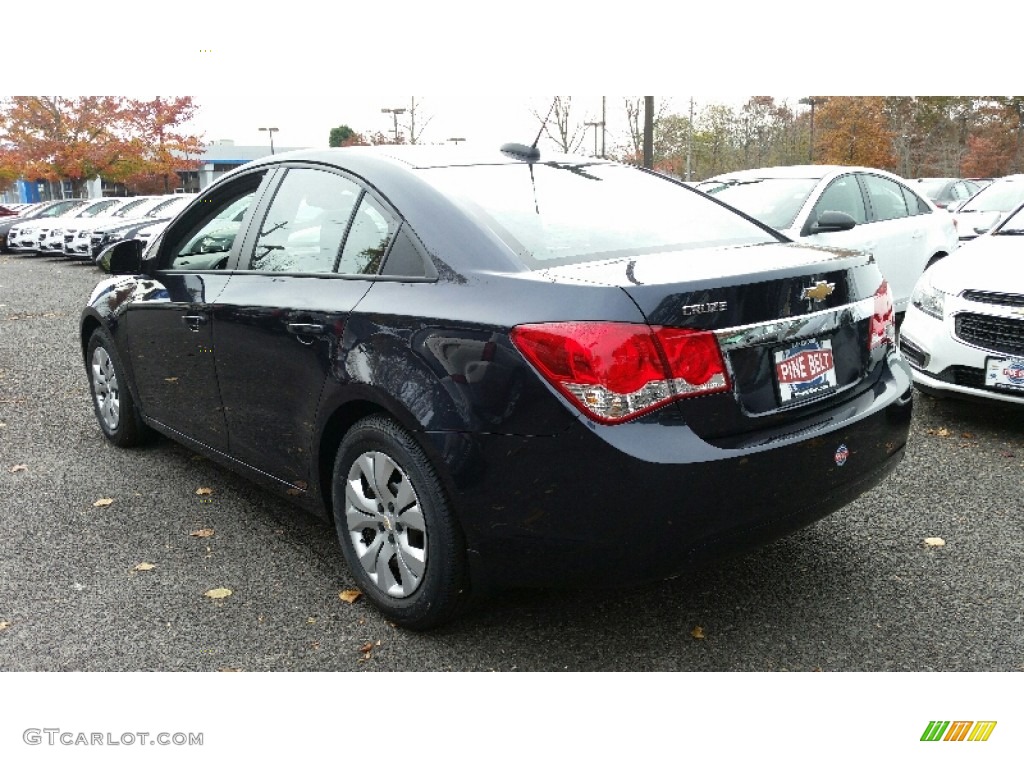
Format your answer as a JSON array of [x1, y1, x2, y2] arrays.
[[91, 347, 120, 431], [345, 451, 427, 598]]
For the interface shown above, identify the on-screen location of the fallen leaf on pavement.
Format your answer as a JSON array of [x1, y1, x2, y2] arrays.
[[164, 377, 179, 383], [195, 487, 213, 496], [961, 432, 975, 439], [10, 464, 27, 473], [359, 642, 373, 653], [926, 427, 950, 437], [924, 537, 946, 547], [691, 625, 706, 640], [93, 498, 114, 507], [0, 621, 9, 631], [218, 667, 243, 672], [339, 589, 362, 604], [133, 562, 156, 571], [190, 528, 215, 538], [204, 587, 232, 599]]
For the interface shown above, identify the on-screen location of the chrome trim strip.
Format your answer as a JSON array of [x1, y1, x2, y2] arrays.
[[714, 297, 876, 351]]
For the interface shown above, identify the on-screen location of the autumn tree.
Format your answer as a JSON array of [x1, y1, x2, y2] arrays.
[[0, 96, 203, 196], [114, 97, 203, 193], [814, 97, 896, 169], [0, 97, 132, 196]]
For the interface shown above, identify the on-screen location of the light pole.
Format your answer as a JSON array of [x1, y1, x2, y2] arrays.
[[381, 107, 407, 143], [259, 127, 278, 155], [799, 97, 822, 163], [584, 120, 604, 157]]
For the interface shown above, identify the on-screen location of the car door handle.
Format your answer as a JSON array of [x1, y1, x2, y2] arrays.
[[286, 323, 326, 336], [181, 315, 208, 332]]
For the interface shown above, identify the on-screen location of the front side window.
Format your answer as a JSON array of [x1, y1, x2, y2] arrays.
[[249, 169, 361, 273], [861, 174, 910, 222], [160, 175, 265, 271]]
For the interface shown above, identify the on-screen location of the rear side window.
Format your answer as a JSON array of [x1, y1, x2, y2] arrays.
[[901, 183, 932, 215], [337, 196, 398, 276]]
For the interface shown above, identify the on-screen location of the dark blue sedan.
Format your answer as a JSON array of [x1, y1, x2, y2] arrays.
[[81, 144, 913, 628]]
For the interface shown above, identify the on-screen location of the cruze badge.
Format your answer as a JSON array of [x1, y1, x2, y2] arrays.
[[681, 301, 728, 316], [801, 281, 835, 302]]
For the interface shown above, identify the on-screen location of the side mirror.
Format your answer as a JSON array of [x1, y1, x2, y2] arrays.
[[97, 239, 144, 275], [808, 210, 858, 234]]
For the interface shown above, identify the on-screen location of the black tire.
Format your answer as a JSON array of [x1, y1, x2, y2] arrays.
[[332, 415, 470, 630], [86, 327, 151, 447]]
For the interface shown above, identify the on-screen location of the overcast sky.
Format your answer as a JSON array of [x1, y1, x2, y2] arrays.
[[9, 1, 1016, 157]]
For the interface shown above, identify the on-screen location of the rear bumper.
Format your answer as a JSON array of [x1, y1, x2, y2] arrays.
[[429, 355, 913, 590]]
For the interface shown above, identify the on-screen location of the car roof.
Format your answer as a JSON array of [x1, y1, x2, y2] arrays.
[[237, 144, 602, 175], [706, 165, 896, 182]]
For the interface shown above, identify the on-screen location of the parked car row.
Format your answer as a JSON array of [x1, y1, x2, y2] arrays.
[[3, 194, 196, 260]]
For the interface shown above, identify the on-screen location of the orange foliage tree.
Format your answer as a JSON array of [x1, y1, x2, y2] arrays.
[[115, 97, 204, 193], [0, 96, 203, 196], [814, 97, 896, 169]]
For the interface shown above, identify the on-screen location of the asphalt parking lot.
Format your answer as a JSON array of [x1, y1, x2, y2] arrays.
[[1, 252, 1022, 672]]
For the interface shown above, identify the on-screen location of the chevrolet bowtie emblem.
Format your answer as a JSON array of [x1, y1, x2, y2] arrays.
[[801, 281, 835, 302]]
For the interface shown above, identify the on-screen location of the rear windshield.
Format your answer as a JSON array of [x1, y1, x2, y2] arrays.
[[701, 177, 819, 230], [419, 162, 780, 268], [916, 179, 951, 197]]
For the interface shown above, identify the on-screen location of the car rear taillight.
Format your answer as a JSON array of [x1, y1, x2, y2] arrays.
[[511, 322, 731, 424], [869, 280, 895, 350]]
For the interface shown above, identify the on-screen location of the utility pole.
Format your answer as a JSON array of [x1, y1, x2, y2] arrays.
[[799, 97, 822, 163], [585, 120, 605, 158], [643, 96, 654, 169], [686, 97, 694, 181], [601, 96, 606, 158]]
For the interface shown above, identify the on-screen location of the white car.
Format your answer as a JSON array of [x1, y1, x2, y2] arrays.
[[699, 165, 959, 313], [899, 203, 1024, 405], [63, 196, 165, 257], [948, 174, 1024, 241], [36, 197, 132, 253]]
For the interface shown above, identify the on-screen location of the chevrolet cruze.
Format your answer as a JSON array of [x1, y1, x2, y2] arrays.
[[82, 145, 913, 628]]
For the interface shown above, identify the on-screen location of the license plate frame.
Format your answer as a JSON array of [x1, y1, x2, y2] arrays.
[[985, 356, 1024, 391], [774, 338, 838, 404]]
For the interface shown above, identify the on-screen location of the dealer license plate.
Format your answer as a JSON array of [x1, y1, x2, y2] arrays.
[[774, 339, 838, 403], [985, 357, 1024, 391]]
